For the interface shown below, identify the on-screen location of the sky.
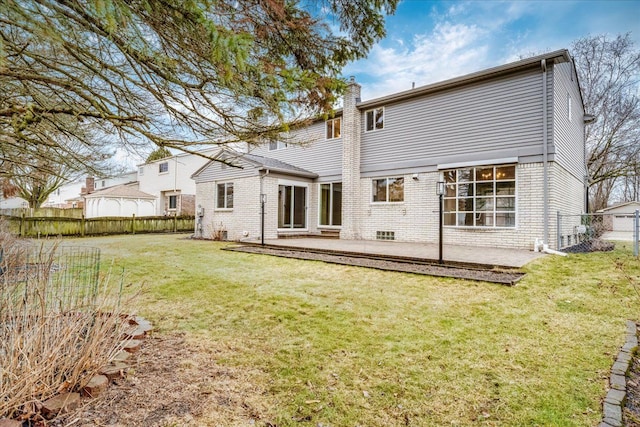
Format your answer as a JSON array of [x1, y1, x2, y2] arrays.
[[343, 0, 640, 101], [117, 0, 639, 168]]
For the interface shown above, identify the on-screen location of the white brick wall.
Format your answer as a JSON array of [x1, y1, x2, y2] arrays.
[[195, 162, 583, 249], [195, 176, 266, 241], [341, 78, 362, 239], [354, 164, 555, 250], [549, 162, 586, 248]]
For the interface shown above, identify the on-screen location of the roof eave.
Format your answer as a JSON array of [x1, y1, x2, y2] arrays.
[[358, 49, 571, 109], [258, 166, 318, 179]]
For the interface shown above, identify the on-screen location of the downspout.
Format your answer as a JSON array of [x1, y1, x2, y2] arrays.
[[260, 169, 270, 244], [541, 59, 549, 246]]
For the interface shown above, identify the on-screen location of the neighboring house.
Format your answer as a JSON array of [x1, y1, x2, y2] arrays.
[[84, 183, 156, 218], [194, 50, 589, 249], [598, 201, 640, 232], [90, 172, 138, 193], [39, 172, 138, 209], [137, 149, 216, 216], [0, 196, 27, 209], [42, 178, 85, 208]]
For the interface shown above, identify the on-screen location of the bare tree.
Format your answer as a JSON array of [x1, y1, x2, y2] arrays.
[[0, 0, 398, 180], [572, 33, 640, 210]]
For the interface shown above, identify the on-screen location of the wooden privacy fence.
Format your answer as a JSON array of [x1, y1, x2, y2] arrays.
[[1, 214, 195, 237], [0, 207, 84, 218]]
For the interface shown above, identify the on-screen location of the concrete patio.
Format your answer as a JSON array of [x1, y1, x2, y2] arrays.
[[260, 238, 545, 268]]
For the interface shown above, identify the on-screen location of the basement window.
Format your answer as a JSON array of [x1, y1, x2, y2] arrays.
[[376, 231, 395, 240]]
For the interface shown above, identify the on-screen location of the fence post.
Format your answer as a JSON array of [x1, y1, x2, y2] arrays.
[[81, 214, 85, 237], [556, 211, 561, 250], [132, 214, 136, 235], [173, 214, 177, 233], [19, 212, 25, 237], [634, 209, 639, 257]]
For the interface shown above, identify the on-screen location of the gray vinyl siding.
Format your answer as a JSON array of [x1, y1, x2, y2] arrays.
[[552, 61, 585, 181], [360, 66, 554, 174], [248, 120, 342, 181], [192, 159, 259, 184]]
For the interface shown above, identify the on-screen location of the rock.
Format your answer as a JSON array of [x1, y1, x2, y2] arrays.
[[0, 419, 22, 427], [610, 373, 626, 391], [122, 339, 143, 353], [41, 392, 81, 419], [100, 362, 130, 380], [82, 375, 109, 397], [123, 326, 148, 340], [112, 350, 132, 362]]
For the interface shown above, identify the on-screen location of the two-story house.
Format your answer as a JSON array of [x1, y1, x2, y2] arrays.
[[192, 50, 588, 250], [137, 149, 217, 216]]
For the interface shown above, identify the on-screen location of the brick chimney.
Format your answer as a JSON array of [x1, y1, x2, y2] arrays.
[[81, 177, 95, 195], [340, 76, 362, 240]]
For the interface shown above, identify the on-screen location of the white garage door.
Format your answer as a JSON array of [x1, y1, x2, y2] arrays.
[[613, 214, 635, 232]]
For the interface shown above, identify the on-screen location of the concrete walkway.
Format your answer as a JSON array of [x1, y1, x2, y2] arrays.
[[261, 238, 544, 268]]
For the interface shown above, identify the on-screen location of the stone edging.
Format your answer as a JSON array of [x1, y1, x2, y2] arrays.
[[0, 315, 153, 427], [600, 320, 638, 427]]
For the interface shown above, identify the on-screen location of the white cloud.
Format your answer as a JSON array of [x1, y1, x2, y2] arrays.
[[346, 21, 492, 100]]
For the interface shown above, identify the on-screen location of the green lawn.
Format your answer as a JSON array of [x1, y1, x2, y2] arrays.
[[64, 234, 639, 426]]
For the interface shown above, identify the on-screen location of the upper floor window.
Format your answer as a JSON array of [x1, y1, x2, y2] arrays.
[[326, 117, 341, 139], [269, 140, 288, 151], [372, 177, 404, 203], [217, 182, 234, 209], [138, 166, 144, 176], [159, 162, 169, 173], [443, 165, 516, 228], [365, 107, 384, 132]]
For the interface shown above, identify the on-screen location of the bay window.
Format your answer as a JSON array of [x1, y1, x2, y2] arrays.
[[443, 165, 516, 227]]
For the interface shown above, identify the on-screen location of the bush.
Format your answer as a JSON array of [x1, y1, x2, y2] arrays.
[[0, 219, 135, 422]]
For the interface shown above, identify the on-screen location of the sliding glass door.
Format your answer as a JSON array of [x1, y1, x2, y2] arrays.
[[278, 184, 307, 229]]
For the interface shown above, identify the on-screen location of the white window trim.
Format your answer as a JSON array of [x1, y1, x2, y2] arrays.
[[442, 165, 518, 229], [365, 107, 385, 132], [167, 194, 178, 211], [325, 117, 342, 140], [158, 162, 169, 174], [215, 182, 234, 210], [317, 182, 342, 229], [371, 176, 405, 204], [269, 140, 288, 151]]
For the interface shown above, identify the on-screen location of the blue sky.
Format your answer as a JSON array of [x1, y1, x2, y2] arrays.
[[344, 0, 640, 100]]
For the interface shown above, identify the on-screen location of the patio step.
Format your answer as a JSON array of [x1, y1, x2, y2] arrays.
[[277, 232, 339, 239]]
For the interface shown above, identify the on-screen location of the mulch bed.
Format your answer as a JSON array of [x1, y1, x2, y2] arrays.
[[53, 333, 268, 427], [225, 245, 525, 285], [624, 352, 640, 426]]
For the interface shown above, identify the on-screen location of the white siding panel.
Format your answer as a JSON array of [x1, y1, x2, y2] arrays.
[[193, 159, 259, 184], [552, 61, 585, 180], [248, 120, 342, 179], [361, 67, 550, 172]]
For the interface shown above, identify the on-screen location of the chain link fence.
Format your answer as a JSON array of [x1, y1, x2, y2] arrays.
[[0, 244, 101, 314], [557, 210, 639, 256]]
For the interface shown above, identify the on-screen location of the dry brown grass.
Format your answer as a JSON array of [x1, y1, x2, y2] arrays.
[[0, 220, 134, 422]]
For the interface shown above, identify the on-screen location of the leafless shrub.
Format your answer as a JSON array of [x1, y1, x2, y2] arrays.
[[0, 220, 137, 422], [209, 221, 227, 241]]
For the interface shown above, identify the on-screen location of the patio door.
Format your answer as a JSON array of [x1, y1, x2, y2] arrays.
[[278, 184, 307, 229]]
